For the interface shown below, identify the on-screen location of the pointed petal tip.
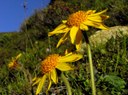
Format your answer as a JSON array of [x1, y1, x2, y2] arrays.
[[36, 75, 47, 95]]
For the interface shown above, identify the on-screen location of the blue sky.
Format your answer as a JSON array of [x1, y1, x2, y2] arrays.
[[0, 0, 50, 32]]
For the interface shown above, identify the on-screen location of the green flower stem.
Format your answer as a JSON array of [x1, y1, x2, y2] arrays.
[[61, 72, 72, 95], [83, 31, 96, 95], [87, 43, 96, 95]]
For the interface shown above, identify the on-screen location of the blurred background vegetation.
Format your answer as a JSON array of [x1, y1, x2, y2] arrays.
[[0, 0, 128, 94]]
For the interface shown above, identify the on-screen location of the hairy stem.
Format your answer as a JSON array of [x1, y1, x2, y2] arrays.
[[87, 43, 96, 95], [61, 72, 72, 95]]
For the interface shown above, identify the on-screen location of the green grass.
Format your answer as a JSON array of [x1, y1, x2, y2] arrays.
[[1, 31, 128, 95]]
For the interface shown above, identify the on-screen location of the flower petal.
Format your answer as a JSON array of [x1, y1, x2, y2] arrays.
[[76, 40, 82, 51], [62, 20, 67, 23], [54, 24, 67, 32], [88, 16, 102, 22], [80, 24, 88, 31], [8, 62, 14, 68], [92, 9, 108, 16], [36, 75, 47, 95], [101, 15, 109, 20], [56, 62, 74, 71], [48, 24, 68, 36], [86, 10, 96, 14], [15, 53, 22, 60], [83, 20, 95, 26], [59, 53, 83, 63], [56, 29, 69, 48], [70, 26, 79, 44], [96, 23, 109, 30], [51, 69, 58, 84], [32, 77, 42, 86], [83, 20, 108, 30], [47, 79, 52, 92]]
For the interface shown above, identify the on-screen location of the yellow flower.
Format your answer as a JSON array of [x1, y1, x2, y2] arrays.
[[8, 53, 22, 69], [32, 53, 82, 95], [48, 9, 109, 50]]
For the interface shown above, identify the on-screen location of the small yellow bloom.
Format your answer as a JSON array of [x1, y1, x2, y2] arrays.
[[48, 9, 109, 50], [8, 53, 22, 69], [32, 53, 82, 95]]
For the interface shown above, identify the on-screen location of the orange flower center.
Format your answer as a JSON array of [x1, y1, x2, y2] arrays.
[[41, 54, 60, 74], [66, 11, 87, 27], [13, 61, 18, 67]]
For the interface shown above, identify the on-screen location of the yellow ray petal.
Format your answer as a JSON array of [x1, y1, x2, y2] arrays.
[[95, 23, 109, 30], [86, 10, 96, 14], [15, 53, 22, 60], [8, 62, 14, 68], [70, 26, 79, 44], [32, 77, 42, 86], [91, 9, 108, 16], [36, 75, 47, 95], [83, 20, 108, 30], [80, 24, 88, 31], [56, 62, 74, 71], [51, 69, 58, 84], [56, 37, 68, 48], [32, 77, 37, 82], [83, 20, 95, 26], [88, 16, 102, 22], [64, 49, 71, 55], [88, 21, 108, 30], [47, 79, 52, 92], [54, 24, 67, 32], [48, 28, 68, 36], [65, 52, 73, 56], [76, 40, 82, 51], [101, 15, 109, 20], [62, 20, 67, 24], [59, 53, 83, 63], [56, 30, 69, 48]]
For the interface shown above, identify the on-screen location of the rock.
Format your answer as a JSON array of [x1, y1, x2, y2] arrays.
[[79, 26, 128, 54], [89, 26, 128, 48]]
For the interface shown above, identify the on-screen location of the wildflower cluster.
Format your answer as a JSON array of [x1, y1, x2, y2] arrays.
[[8, 9, 109, 95]]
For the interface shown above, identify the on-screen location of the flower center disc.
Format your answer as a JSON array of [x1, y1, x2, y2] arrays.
[[67, 11, 86, 27], [41, 54, 59, 74]]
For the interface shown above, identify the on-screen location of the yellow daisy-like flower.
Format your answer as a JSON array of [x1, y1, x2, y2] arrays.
[[32, 53, 82, 95], [8, 53, 22, 69], [48, 9, 109, 50]]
